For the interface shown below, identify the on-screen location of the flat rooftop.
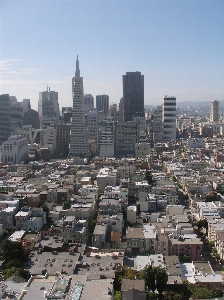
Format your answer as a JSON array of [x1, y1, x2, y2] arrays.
[[24, 251, 80, 275]]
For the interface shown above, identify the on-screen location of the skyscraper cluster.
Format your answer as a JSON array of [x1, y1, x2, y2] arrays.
[[4, 55, 223, 162]]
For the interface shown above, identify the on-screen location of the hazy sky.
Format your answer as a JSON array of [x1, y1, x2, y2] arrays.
[[0, 0, 224, 111]]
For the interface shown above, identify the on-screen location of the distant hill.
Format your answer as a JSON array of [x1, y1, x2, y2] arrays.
[[177, 100, 224, 108], [145, 100, 224, 109]]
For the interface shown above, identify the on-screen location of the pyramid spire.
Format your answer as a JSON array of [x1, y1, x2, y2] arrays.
[[75, 55, 80, 77]]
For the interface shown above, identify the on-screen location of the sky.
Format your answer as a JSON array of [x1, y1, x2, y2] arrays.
[[0, 0, 224, 111]]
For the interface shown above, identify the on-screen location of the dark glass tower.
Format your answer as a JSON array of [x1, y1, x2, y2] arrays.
[[123, 72, 144, 122]]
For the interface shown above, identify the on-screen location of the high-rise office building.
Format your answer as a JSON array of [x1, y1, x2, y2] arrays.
[[0, 94, 10, 145], [98, 117, 115, 157], [10, 101, 23, 134], [84, 94, 94, 112], [123, 72, 144, 122], [115, 121, 139, 157], [69, 56, 88, 157], [38, 87, 60, 129], [96, 94, 109, 114], [162, 96, 176, 141], [23, 109, 40, 129], [210, 100, 219, 123], [152, 105, 163, 143], [87, 111, 98, 141]]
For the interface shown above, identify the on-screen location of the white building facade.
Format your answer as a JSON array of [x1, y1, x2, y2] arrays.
[[162, 96, 176, 141], [0, 135, 29, 164]]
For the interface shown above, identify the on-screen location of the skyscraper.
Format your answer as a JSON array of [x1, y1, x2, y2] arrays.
[[162, 96, 176, 141], [0, 94, 10, 145], [210, 100, 219, 123], [96, 94, 109, 114], [69, 56, 88, 157], [84, 94, 94, 112], [152, 105, 163, 143], [123, 72, 144, 122], [38, 87, 60, 129]]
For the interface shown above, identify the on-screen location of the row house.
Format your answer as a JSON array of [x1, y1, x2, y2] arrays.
[[15, 209, 31, 231], [207, 219, 224, 241], [67, 203, 95, 221], [135, 181, 150, 195], [104, 186, 128, 204], [195, 202, 220, 220], [0, 206, 17, 231], [78, 185, 98, 197], [116, 165, 136, 183], [214, 230, 224, 261], [59, 216, 75, 243], [96, 168, 115, 193], [93, 223, 108, 248], [72, 220, 87, 244], [143, 224, 157, 253], [168, 236, 203, 261], [99, 198, 122, 215], [126, 227, 145, 256], [127, 206, 143, 225], [98, 213, 123, 236], [157, 234, 169, 256], [27, 207, 47, 232]]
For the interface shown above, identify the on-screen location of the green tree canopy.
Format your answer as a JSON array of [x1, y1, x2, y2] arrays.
[[162, 290, 182, 300], [3, 267, 28, 280], [0, 240, 26, 262], [41, 203, 51, 223], [62, 201, 71, 210], [196, 219, 208, 231], [172, 175, 177, 182], [155, 266, 168, 298], [139, 264, 168, 298], [139, 264, 156, 292], [146, 172, 153, 185]]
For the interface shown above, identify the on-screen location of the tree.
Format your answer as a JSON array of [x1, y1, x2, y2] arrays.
[[140, 265, 168, 298], [155, 266, 168, 299], [114, 266, 137, 291], [0, 240, 26, 262], [5, 259, 22, 269], [146, 172, 153, 185], [163, 290, 182, 300], [196, 219, 208, 233], [172, 175, 177, 182], [215, 253, 220, 261], [41, 203, 51, 223], [181, 255, 191, 263], [139, 264, 156, 292], [3, 267, 25, 280], [212, 287, 223, 298], [192, 286, 213, 299], [183, 194, 189, 200], [114, 291, 121, 300], [62, 201, 71, 210], [209, 241, 215, 247]]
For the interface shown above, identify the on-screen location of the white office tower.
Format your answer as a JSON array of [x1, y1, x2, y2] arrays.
[[38, 88, 59, 129], [69, 56, 88, 158], [210, 100, 219, 122], [0, 135, 29, 164], [162, 96, 176, 141]]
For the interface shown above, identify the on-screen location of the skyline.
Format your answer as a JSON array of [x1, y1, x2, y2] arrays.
[[0, 0, 224, 111]]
